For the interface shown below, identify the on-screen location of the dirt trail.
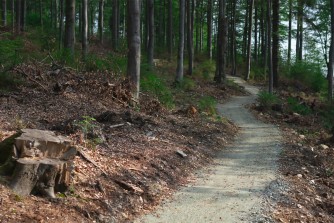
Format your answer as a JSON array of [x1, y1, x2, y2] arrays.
[[136, 76, 281, 223]]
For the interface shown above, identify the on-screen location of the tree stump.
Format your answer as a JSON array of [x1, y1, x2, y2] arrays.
[[8, 129, 77, 198]]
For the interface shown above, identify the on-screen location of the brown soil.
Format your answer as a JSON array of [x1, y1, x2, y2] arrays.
[[0, 61, 244, 222], [250, 79, 334, 223]]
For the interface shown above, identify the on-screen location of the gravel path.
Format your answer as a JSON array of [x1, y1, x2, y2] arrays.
[[136, 76, 282, 223]]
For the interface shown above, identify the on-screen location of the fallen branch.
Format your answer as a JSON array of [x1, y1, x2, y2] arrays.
[[13, 67, 48, 91], [77, 148, 108, 176]]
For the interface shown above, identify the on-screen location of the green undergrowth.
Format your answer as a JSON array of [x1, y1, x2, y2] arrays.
[[286, 97, 312, 115], [198, 96, 217, 116], [284, 61, 327, 93], [257, 91, 280, 110], [141, 64, 174, 108]]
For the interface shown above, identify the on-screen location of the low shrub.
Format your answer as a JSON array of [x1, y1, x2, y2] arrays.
[[257, 91, 280, 110], [198, 96, 217, 116], [141, 67, 174, 108], [287, 97, 312, 115]]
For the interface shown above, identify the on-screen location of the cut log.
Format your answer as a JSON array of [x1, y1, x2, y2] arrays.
[[7, 129, 77, 197]]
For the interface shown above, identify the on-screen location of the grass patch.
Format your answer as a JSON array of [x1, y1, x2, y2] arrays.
[[141, 65, 174, 108], [257, 91, 280, 110], [198, 96, 217, 116]]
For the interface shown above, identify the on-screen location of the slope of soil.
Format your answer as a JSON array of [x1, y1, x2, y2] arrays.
[[135, 76, 282, 223], [0, 62, 244, 222], [251, 79, 334, 223]]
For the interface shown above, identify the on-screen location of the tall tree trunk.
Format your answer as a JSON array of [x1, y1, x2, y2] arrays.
[[1, 0, 7, 26], [11, 0, 14, 33], [328, 0, 334, 102], [176, 0, 185, 83], [296, 0, 303, 61], [245, 0, 254, 80], [39, 0, 43, 28], [231, 0, 237, 76], [64, 0, 75, 56], [287, 0, 292, 66], [214, 0, 227, 83], [187, 0, 194, 75], [98, 0, 104, 43], [147, 0, 154, 68], [82, 0, 88, 59], [207, 0, 212, 59], [272, 0, 279, 87], [15, 0, 21, 34], [112, 0, 119, 50], [242, 2, 249, 60], [267, 0, 273, 93], [20, 0, 26, 31], [59, 0, 64, 50], [127, 0, 141, 100], [167, 0, 173, 60], [254, 2, 258, 62]]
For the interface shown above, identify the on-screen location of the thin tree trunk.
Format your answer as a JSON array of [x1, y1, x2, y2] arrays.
[[272, 0, 279, 87], [15, 0, 21, 34], [242, 2, 249, 60], [147, 0, 154, 68], [287, 0, 292, 66], [254, 2, 258, 62], [98, 0, 104, 43], [167, 0, 173, 60], [2, 0, 7, 26], [328, 0, 334, 102], [296, 0, 303, 61], [245, 0, 254, 80], [11, 0, 14, 33], [127, 0, 141, 100], [267, 0, 273, 93], [82, 0, 88, 59], [214, 0, 227, 83], [64, 0, 75, 56], [112, 0, 119, 50], [59, 0, 64, 50], [20, 0, 26, 31], [207, 0, 212, 59], [187, 0, 194, 75], [231, 0, 237, 76], [39, 0, 43, 28], [176, 0, 185, 83]]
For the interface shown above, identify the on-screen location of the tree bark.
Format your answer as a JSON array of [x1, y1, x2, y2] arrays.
[[82, 0, 88, 59], [112, 0, 119, 50], [231, 0, 237, 76], [267, 0, 273, 93], [147, 0, 154, 68], [64, 0, 75, 56], [15, 0, 21, 34], [167, 0, 173, 60], [176, 0, 185, 83], [296, 0, 303, 61], [98, 0, 104, 43], [287, 0, 292, 66], [272, 0, 279, 87], [245, 0, 254, 80], [187, 0, 194, 75], [328, 0, 334, 102], [214, 0, 227, 83], [1, 0, 7, 26], [59, 0, 64, 50], [20, 0, 26, 31], [127, 0, 141, 100]]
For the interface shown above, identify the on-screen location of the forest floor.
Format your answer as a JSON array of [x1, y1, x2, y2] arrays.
[[0, 49, 333, 222], [0, 60, 246, 222]]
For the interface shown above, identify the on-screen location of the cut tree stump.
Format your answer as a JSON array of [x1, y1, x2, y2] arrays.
[[8, 129, 77, 198]]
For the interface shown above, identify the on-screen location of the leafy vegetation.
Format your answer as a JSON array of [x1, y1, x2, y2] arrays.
[[286, 97, 312, 115], [198, 96, 217, 116], [141, 66, 174, 108], [257, 91, 280, 110]]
